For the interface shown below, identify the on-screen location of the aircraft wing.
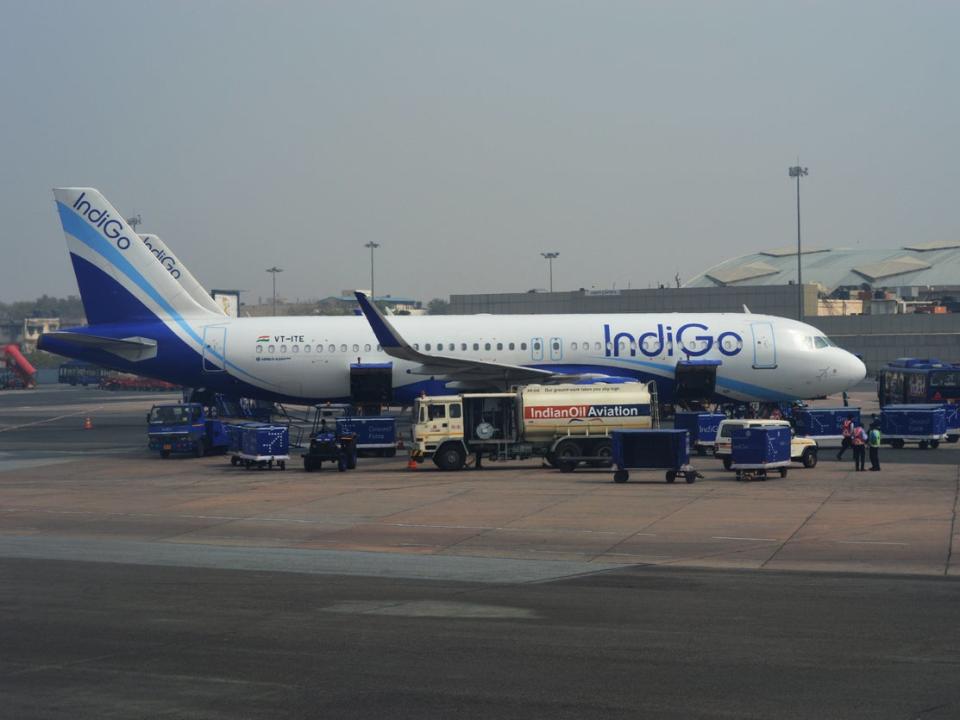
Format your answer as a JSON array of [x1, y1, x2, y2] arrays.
[[354, 291, 585, 386]]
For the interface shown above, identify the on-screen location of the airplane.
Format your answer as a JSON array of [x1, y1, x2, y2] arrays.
[[39, 187, 867, 405]]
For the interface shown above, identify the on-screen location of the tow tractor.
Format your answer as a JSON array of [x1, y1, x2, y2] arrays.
[[302, 411, 358, 472]]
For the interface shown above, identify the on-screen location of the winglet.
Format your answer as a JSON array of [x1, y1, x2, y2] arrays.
[[354, 291, 412, 355]]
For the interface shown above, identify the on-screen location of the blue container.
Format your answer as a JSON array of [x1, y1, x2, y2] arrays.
[[612, 429, 689, 469], [240, 424, 289, 456], [794, 408, 860, 438], [880, 405, 946, 438], [335, 416, 396, 449], [673, 412, 726, 446], [941, 403, 960, 434], [731, 426, 790, 467]]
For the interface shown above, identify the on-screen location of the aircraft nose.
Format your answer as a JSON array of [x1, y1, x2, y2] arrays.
[[844, 352, 867, 387]]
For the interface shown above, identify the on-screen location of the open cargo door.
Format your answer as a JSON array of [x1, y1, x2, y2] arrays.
[[674, 359, 720, 403]]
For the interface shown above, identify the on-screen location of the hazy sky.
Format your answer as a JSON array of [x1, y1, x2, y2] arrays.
[[2, 1, 958, 305]]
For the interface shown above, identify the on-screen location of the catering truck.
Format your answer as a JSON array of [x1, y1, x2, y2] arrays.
[[411, 382, 658, 471]]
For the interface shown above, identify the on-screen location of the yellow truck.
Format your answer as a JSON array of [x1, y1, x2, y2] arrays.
[[411, 382, 658, 471]]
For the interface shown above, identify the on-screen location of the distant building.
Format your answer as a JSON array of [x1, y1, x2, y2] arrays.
[[21, 318, 60, 352]]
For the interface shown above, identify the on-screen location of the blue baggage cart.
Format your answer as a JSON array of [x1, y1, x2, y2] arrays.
[[611, 429, 697, 484], [730, 426, 791, 480], [793, 408, 860, 448], [880, 405, 946, 449], [335, 416, 397, 456], [941, 403, 960, 442], [231, 423, 290, 469], [672, 412, 726, 455]]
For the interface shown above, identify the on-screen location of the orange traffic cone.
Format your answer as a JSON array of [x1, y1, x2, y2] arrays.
[[407, 457, 418, 470], [83, 416, 93, 430]]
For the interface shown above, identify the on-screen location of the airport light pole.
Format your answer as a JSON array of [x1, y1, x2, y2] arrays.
[[541, 252, 559, 292], [365, 242, 380, 302], [266, 266, 283, 315], [788, 164, 809, 320]]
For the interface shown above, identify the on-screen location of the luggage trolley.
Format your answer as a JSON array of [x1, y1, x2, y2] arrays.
[[611, 429, 699, 484], [730, 425, 790, 481], [230, 423, 290, 470]]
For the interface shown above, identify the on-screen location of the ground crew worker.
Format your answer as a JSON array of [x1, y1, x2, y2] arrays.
[[837, 415, 854, 460], [868, 423, 882, 471], [852, 422, 867, 471]]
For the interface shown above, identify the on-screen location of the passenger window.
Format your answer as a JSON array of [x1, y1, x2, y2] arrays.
[[364, 344, 371, 352], [340, 344, 347, 352], [280, 344, 287, 353], [414, 343, 420, 350], [553, 341, 560, 351], [256, 345, 263, 354], [328, 344, 335, 353], [352, 344, 360, 353], [485, 343, 491, 351], [521, 342, 527, 350], [450, 403, 462, 419], [461, 343, 467, 351], [425, 343, 431, 351], [304, 344, 311, 353], [437, 343, 443, 351], [594, 342, 601, 351], [571, 342, 578, 351], [268, 345, 275, 354], [497, 343, 503, 351], [473, 343, 479, 351], [509, 342, 515, 350], [533, 341, 541, 351], [376, 344, 381, 351], [292, 345, 299, 353], [428, 404, 446, 420]]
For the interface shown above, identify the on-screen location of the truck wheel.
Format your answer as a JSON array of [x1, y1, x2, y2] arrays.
[[554, 440, 582, 473], [385, 448, 397, 457], [665, 471, 676, 483], [590, 441, 613, 468], [544, 453, 559, 469], [930, 440, 940, 449], [722, 457, 732, 471], [802, 449, 818, 468], [685, 471, 696, 484], [434, 444, 466, 471], [613, 470, 629, 484], [919, 441, 929, 449], [161, 450, 171, 459]]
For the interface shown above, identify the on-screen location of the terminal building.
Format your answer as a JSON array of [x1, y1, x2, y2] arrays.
[[449, 244, 960, 373]]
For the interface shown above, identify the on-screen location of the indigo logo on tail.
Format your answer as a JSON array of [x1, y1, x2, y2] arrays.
[[72, 192, 132, 251], [141, 236, 182, 279]]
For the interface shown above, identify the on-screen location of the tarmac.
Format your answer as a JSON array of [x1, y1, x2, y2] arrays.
[[1, 384, 959, 718]]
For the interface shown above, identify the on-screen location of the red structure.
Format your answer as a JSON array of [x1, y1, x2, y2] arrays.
[[2, 344, 37, 389]]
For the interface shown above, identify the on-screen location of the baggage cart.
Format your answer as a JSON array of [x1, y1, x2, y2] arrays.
[[335, 416, 397, 456], [880, 404, 946, 449], [793, 407, 860, 448], [611, 429, 698, 484], [941, 403, 960, 442], [730, 426, 791, 481], [231, 423, 290, 469], [672, 412, 726, 455]]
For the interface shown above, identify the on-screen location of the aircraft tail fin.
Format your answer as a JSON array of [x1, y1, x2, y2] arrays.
[[53, 188, 216, 325], [139, 234, 226, 316]]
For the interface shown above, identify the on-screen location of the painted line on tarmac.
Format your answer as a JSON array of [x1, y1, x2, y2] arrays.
[[0, 406, 105, 433], [837, 540, 909, 546], [712, 536, 779, 542]]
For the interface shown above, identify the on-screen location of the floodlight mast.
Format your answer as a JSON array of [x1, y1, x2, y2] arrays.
[[266, 266, 283, 316], [541, 252, 560, 292], [364, 242, 380, 302], [788, 165, 809, 320]]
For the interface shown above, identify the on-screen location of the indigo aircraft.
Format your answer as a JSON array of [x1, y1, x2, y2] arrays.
[[40, 187, 866, 405]]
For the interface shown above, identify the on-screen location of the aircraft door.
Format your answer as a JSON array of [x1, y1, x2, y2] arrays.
[[549, 337, 563, 361], [750, 322, 777, 369], [202, 326, 227, 372], [531, 337, 544, 362]]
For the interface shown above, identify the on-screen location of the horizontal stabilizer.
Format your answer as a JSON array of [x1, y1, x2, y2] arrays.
[[41, 332, 158, 362]]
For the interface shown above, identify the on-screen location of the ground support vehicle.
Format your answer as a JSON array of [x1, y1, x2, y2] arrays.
[[411, 382, 657, 472], [302, 407, 358, 472], [879, 404, 947, 449], [730, 426, 791, 481], [2, 344, 36, 389], [941, 403, 960, 443], [335, 416, 397, 457], [714, 419, 818, 470], [793, 407, 861, 448], [230, 423, 290, 469], [672, 412, 725, 456], [147, 403, 231, 458], [611, 429, 697, 484]]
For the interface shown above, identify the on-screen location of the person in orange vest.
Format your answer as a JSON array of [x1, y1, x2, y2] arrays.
[[836, 415, 854, 461], [851, 421, 867, 471]]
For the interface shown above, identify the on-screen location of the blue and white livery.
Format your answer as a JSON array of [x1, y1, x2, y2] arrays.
[[40, 187, 866, 404]]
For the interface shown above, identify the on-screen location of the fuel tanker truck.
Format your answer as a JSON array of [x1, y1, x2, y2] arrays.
[[411, 382, 658, 471]]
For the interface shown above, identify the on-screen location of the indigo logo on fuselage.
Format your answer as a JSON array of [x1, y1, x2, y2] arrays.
[[72, 192, 132, 251], [603, 323, 743, 358], [141, 237, 182, 280]]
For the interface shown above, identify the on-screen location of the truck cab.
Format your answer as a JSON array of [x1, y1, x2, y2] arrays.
[[412, 395, 469, 469], [147, 402, 229, 458]]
